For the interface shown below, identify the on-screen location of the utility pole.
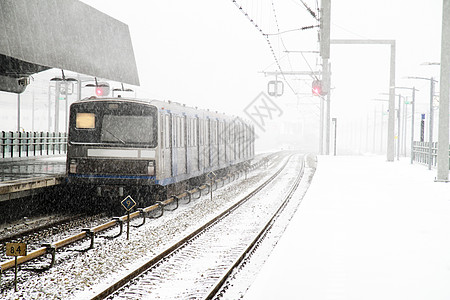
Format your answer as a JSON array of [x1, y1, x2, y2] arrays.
[[406, 77, 437, 170], [392, 86, 418, 164], [319, 96, 324, 154], [320, 0, 331, 154], [332, 117, 337, 155], [397, 94, 401, 160], [437, 0, 450, 181], [54, 81, 60, 133], [17, 94, 20, 132], [429, 78, 435, 170], [331, 39, 396, 161]]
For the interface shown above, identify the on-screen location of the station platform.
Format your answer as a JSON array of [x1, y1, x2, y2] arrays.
[[0, 156, 66, 202], [245, 155, 450, 300]]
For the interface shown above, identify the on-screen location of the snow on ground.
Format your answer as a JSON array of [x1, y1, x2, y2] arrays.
[[244, 155, 450, 300]]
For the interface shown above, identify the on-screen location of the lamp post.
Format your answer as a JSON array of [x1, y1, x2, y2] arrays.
[[371, 99, 389, 154], [406, 77, 438, 170], [437, 0, 450, 181], [50, 70, 78, 133], [112, 83, 134, 97], [391, 86, 419, 164], [380, 92, 406, 160]]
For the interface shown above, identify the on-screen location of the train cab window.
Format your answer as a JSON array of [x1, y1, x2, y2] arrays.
[[101, 115, 154, 144], [69, 101, 157, 147], [76, 113, 95, 129]]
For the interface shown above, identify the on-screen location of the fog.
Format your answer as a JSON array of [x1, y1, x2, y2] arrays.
[[0, 0, 444, 154]]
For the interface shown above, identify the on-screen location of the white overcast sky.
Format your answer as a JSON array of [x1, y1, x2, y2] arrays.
[[77, 0, 443, 113], [0, 0, 444, 151], [80, 0, 445, 152]]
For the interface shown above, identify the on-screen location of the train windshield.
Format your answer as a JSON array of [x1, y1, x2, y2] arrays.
[[69, 101, 157, 147]]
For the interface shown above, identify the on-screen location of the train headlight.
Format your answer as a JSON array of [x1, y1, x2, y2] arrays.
[[147, 161, 155, 176], [69, 160, 77, 173]]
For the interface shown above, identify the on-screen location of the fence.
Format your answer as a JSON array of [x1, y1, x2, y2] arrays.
[[412, 141, 449, 167], [1, 131, 67, 159]]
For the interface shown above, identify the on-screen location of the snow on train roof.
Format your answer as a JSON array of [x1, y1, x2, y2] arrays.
[[75, 96, 251, 124]]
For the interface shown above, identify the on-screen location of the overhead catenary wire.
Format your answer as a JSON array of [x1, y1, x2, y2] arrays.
[[230, 0, 322, 111], [230, 0, 312, 96]]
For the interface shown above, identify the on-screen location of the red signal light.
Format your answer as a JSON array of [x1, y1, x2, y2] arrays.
[[312, 79, 324, 96], [94, 83, 110, 97], [95, 87, 103, 96]]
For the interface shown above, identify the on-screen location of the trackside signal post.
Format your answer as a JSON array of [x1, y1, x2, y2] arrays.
[[207, 172, 216, 201], [6, 242, 27, 292], [121, 195, 136, 240]]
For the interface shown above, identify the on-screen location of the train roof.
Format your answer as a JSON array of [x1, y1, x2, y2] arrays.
[[74, 96, 251, 124]]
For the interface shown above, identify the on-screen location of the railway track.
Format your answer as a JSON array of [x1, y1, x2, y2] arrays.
[[0, 153, 278, 296], [90, 153, 304, 299], [0, 214, 103, 246]]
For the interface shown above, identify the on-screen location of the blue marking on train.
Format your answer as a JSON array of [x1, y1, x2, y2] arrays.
[[69, 174, 156, 180], [155, 177, 177, 186]]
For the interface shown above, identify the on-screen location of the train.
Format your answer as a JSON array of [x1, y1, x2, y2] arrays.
[[66, 96, 255, 205]]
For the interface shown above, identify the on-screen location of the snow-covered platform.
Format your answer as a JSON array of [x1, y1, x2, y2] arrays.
[[0, 156, 66, 201], [245, 155, 450, 300]]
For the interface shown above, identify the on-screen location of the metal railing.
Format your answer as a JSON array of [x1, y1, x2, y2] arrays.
[[1, 131, 67, 159], [412, 141, 449, 167]]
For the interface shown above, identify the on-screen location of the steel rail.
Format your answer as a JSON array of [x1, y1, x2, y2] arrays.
[[205, 156, 306, 299], [0, 154, 273, 274], [90, 154, 291, 300]]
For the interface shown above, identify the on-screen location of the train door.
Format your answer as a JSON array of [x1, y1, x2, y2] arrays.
[[182, 115, 187, 174], [206, 118, 210, 169], [196, 117, 201, 172], [160, 113, 165, 175], [163, 114, 171, 178], [171, 113, 178, 177]]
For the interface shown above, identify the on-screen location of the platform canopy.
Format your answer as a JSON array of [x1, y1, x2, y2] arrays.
[[0, 0, 140, 93]]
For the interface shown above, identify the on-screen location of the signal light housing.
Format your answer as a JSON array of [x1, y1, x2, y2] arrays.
[[95, 83, 110, 97], [312, 79, 323, 96]]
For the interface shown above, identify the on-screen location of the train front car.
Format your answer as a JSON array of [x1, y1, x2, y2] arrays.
[[67, 98, 159, 206]]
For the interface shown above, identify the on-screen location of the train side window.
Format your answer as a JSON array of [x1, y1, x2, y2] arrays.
[[172, 116, 176, 148], [160, 114, 164, 148], [199, 119, 203, 146], [203, 120, 206, 145], [211, 121, 216, 145], [191, 119, 195, 146], [181, 117, 185, 147], [177, 116, 181, 148], [165, 115, 170, 148], [218, 122, 223, 145], [174, 116, 178, 148], [187, 118, 190, 147], [192, 119, 195, 146], [216, 122, 219, 145], [193, 118, 197, 146]]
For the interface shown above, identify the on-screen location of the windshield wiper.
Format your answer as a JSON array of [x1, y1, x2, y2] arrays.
[[103, 128, 126, 144]]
